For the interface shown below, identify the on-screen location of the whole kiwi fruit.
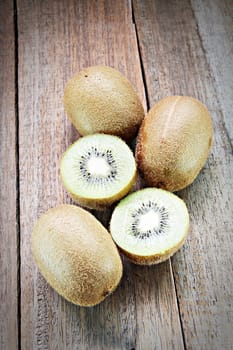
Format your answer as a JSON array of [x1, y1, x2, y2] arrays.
[[63, 65, 144, 141], [31, 205, 123, 306], [136, 96, 213, 192]]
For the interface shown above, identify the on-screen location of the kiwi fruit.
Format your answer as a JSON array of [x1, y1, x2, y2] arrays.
[[60, 134, 136, 210], [63, 65, 144, 141], [32, 205, 123, 306], [110, 188, 189, 265], [136, 96, 213, 192]]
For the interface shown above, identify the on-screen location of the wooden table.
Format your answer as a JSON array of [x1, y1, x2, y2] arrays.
[[1, 1, 232, 349]]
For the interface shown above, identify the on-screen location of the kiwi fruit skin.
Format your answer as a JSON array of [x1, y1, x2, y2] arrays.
[[117, 232, 188, 265], [60, 134, 137, 210], [136, 96, 213, 192], [31, 205, 123, 306], [63, 65, 144, 142]]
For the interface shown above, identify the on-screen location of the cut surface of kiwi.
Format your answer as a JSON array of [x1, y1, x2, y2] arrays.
[[110, 188, 189, 265], [60, 134, 136, 209]]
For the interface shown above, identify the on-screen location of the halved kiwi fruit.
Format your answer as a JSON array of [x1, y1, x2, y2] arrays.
[[60, 134, 136, 210], [110, 188, 189, 265]]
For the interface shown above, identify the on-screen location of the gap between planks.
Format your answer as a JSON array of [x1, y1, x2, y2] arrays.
[[14, 0, 21, 349]]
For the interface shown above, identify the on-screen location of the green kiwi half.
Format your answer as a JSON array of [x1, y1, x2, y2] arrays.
[[60, 134, 136, 210], [110, 188, 189, 265]]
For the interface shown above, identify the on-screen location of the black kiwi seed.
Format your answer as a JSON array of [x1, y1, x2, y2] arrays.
[[79, 147, 118, 186], [130, 201, 169, 240]]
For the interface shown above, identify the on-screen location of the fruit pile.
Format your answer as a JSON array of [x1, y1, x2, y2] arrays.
[[32, 66, 213, 306]]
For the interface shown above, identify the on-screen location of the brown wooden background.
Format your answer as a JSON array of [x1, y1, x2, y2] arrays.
[[0, 0, 232, 349]]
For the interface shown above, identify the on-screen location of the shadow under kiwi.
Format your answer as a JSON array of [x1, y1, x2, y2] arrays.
[[61, 256, 170, 349]]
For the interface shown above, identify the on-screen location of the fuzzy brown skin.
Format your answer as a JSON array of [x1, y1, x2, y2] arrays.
[[118, 228, 189, 265], [136, 96, 213, 192], [31, 205, 123, 306], [63, 65, 145, 142]]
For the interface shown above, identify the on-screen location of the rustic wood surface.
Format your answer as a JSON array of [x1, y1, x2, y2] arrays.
[[0, 1, 18, 349], [0, 0, 232, 349], [133, 0, 233, 349], [191, 0, 233, 146]]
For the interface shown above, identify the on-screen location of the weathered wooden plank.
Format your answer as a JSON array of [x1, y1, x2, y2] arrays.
[[0, 1, 18, 349], [18, 0, 186, 348], [134, 0, 233, 349], [191, 0, 233, 147]]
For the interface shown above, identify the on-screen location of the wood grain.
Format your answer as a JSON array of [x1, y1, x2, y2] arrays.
[[17, 0, 184, 349], [0, 1, 18, 349], [191, 0, 233, 147], [134, 0, 233, 349]]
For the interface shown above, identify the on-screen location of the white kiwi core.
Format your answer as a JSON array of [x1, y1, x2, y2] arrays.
[[138, 211, 160, 232], [87, 157, 111, 177]]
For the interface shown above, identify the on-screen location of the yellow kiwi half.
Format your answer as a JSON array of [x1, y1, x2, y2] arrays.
[[63, 65, 144, 141], [136, 96, 213, 192], [32, 205, 123, 306], [110, 188, 189, 265], [60, 134, 137, 210]]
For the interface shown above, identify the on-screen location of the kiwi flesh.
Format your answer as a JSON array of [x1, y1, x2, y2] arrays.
[[60, 134, 136, 210], [63, 65, 144, 142], [110, 188, 189, 265], [136, 96, 213, 192], [32, 205, 123, 306]]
